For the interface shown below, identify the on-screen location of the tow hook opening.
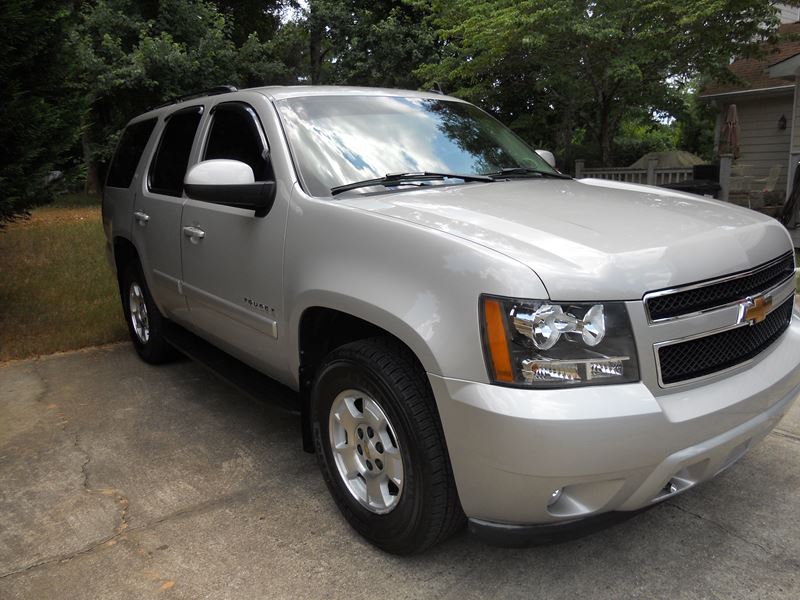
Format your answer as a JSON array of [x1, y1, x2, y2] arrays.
[[654, 460, 708, 502]]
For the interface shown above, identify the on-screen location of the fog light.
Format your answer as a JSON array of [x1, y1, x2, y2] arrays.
[[548, 487, 563, 506]]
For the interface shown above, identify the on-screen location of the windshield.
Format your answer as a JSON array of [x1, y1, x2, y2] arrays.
[[276, 95, 555, 197]]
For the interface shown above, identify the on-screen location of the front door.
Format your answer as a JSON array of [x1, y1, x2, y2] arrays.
[[132, 105, 203, 321], [180, 100, 288, 376]]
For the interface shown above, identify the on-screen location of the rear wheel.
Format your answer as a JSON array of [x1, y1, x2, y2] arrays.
[[120, 262, 177, 364], [311, 337, 464, 554]]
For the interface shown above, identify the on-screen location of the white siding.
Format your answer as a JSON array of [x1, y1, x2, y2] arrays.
[[776, 2, 800, 23], [723, 94, 793, 193]]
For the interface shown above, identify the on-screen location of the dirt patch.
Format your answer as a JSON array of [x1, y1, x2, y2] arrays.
[[10, 206, 101, 227]]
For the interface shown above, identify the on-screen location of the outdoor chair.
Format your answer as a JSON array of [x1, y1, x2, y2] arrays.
[[748, 164, 783, 207], [729, 163, 754, 207]]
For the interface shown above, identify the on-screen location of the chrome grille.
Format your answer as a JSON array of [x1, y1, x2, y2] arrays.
[[646, 252, 795, 321], [657, 298, 794, 385]]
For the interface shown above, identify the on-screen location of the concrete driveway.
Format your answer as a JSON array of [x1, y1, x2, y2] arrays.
[[1, 344, 799, 599]]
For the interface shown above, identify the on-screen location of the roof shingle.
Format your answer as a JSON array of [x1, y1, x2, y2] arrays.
[[700, 22, 800, 97]]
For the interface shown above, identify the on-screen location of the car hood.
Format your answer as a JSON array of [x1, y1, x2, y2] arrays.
[[337, 178, 793, 300]]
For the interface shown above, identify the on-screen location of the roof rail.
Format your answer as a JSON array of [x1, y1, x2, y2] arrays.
[[147, 85, 238, 111]]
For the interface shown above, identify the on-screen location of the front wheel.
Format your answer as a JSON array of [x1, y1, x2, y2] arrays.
[[311, 338, 464, 554]]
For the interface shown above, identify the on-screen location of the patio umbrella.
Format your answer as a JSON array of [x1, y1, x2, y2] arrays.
[[720, 104, 741, 159]]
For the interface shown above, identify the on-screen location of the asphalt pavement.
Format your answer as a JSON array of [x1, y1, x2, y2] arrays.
[[1, 343, 799, 599]]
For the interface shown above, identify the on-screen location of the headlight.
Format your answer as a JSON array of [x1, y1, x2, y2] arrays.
[[480, 295, 640, 387]]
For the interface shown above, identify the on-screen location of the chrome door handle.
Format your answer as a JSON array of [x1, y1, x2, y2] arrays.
[[134, 211, 150, 226], [182, 225, 205, 242]]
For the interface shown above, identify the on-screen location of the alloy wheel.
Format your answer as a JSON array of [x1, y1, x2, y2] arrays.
[[328, 389, 404, 514]]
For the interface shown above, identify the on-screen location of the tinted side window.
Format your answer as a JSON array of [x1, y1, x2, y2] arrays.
[[149, 106, 203, 196], [106, 119, 157, 189], [204, 103, 272, 181]]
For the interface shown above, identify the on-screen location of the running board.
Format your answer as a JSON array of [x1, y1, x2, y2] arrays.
[[162, 322, 299, 415]]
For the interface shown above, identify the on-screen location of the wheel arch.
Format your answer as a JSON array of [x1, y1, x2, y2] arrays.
[[112, 236, 140, 289], [294, 296, 441, 380], [294, 296, 441, 453]]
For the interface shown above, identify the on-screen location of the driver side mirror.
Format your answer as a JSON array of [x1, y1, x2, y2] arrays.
[[536, 150, 556, 169], [184, 159, 276, 218]]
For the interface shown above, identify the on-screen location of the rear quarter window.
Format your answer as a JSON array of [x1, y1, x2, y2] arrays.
[[106, 118, 158, 189]]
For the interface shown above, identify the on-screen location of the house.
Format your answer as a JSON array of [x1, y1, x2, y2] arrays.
[[700, 8, 800, 208]]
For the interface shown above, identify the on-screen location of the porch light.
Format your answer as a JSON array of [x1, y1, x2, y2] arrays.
[[779, 115, 787, 130]]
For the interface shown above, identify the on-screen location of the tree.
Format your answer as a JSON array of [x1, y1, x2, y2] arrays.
[[419, 0, 789, 166], [0, 1, 84, 225], [73, 0, 290, 191], [327, 0, 439, 89], [296, 0, 438, 88], [216, 0, 284, 46], [674, 86, 717, 161]]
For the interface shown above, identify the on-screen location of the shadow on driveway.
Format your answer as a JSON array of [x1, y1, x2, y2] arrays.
[[1, 344, 799, 599]]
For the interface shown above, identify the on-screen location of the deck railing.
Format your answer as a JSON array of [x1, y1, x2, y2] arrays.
[[574, 159, 693, 186]]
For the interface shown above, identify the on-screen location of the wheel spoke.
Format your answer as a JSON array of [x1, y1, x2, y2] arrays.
[[333, 442, 360, 479], [334, 396, 361, 431], [382, 449, 403, 485], [363, 397, 388, 429], [365, 475, 386, 508]]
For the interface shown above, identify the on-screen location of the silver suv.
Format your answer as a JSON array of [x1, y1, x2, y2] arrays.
[[103, 85, 800, 554]]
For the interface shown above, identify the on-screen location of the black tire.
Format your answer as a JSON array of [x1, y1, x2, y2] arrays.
[[120, 261, 178, 364], [311, 337, 464, 554]]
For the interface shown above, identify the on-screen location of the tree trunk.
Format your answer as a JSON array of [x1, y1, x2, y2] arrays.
[[309, 2, 323, 85], [82, 129, 101, 196], [599, 104, 613, 167], [554, 121, 572, 171]]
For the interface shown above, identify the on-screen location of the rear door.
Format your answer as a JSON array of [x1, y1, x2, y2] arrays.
[[180, 99, 289, 377], [132, 105, 203, 321]]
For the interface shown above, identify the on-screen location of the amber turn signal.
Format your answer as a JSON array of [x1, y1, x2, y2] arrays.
[[482, 297, 514, 383]]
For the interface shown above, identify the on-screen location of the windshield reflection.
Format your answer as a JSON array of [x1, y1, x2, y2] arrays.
[[276, 95, 553, 197]]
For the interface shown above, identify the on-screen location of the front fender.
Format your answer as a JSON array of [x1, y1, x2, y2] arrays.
[[283, 190, 549, 386]]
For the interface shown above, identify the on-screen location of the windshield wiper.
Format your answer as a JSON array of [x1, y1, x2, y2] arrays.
[[484, 167, 572, 180], [330, 171, 494, 196]]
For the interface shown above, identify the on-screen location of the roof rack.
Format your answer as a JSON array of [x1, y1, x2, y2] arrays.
[[147, 85, 238, 111]]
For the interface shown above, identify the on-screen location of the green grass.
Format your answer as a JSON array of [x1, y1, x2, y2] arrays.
[[0, 205, 127, 361]]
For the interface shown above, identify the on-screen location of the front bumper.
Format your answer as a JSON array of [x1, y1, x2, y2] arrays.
[[428, 315, 800, 527]]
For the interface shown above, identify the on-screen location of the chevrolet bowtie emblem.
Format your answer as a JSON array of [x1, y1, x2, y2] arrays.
[[740, 295, 773, 325]]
